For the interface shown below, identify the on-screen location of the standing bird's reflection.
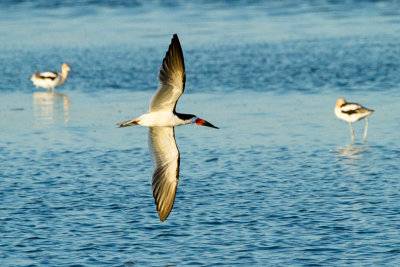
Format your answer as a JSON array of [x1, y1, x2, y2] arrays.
[[33, 92, 69, 124], [336, 144, 368, 159]]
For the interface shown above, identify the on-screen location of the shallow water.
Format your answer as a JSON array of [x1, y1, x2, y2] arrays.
[[1, 1, 400, 266]]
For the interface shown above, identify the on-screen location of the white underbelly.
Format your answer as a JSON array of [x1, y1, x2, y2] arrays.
[[32, 77, 60, 89], [335, 108, 368, 122]]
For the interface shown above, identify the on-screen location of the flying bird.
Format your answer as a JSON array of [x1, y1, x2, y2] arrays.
[[334, 97, 374, 144], [118, 34, 218, 222], [30, 63, 71, 92]]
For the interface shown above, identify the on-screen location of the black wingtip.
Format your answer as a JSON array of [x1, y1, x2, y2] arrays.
[[159, 33, 185, 92], [171, 34, 180, 46], [171, 34, 181, 47]]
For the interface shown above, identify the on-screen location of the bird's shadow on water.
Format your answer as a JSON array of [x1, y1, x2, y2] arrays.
[[33, 91, 69, 124]]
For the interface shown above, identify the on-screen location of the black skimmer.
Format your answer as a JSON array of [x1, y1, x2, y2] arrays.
[[117, 34, 218, 222], [334, 97, 374, 144], [30, 63, 71, 92]]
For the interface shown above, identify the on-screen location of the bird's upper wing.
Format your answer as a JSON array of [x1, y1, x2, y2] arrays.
[[39, 71, 59, 80], [149, 126, 180, 222], [149, 34, 186, 112], [340, 103, 361, 112], [340, 102, 372, 115]]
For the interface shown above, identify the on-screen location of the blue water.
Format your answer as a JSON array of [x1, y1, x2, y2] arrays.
[[1, 1, 400, 266]]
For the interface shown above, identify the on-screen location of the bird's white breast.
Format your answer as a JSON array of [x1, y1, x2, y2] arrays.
[[137, 111, 192, 127]]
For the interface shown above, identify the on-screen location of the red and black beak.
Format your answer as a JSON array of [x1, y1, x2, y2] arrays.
[[195, 118, 219, 129]]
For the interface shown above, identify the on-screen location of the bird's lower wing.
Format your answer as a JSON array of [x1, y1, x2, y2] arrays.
[[149, 127, 180, 222]]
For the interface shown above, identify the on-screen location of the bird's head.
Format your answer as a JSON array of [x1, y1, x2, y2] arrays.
[[336, 97, 346, 108], [176, 113, 218, 129], [62, 63, 71, 72]]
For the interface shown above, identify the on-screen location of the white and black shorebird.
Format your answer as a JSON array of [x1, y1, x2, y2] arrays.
[[334, 97, 374, 144], [117, 34, 218, 222], [30, 63, 71, 92]]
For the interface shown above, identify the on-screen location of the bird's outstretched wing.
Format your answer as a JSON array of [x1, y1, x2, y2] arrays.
[[149, 126, 180, 221], [149, 34, 186, 112]]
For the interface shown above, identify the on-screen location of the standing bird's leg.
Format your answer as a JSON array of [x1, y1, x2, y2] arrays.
[[348, 122, 354, 144], [363, 117, 369, 144]]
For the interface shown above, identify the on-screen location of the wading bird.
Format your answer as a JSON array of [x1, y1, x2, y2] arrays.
[[334, 97, 374, 144], [118, 34, 218, 222], [30, 63, 71, 92]]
